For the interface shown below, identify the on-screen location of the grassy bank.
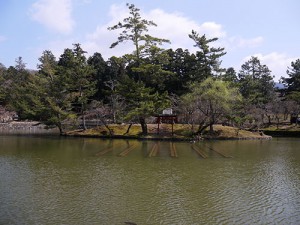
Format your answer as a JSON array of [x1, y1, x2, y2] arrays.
[[263, 124, 300, 137], [66, 124, 272, 141]]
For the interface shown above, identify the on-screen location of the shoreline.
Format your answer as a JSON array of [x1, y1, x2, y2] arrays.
[[64, 123, 273, 141], [0, 121, 59, 135], [263, 130, 300, 137], [64, 133, 272, 141], [1, 121, 291, 141]]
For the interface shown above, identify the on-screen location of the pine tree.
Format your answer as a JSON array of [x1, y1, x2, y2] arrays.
[[238, 56, 275, 106], [108, 3, 171, 134], [282, 59, 300, 105], [189, 30, 226, 81]]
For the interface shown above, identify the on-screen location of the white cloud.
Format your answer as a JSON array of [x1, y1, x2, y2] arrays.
[[0, 35, 7, 42], [30, 0, 75, 34], [81, 2, 280, 84], [146, 9, 226, 50], [32, 39, 76, 69], [228, 36, 264, 49], [83, 4, 229, 59], [108, 3, 129, 21], [44, 39, 76, 58], [241, 52, 298, 82], [84, 3, 266, 61]]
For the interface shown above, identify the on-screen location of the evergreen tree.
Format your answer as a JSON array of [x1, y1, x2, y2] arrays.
[[106, 56, 126, 81], [108, 3, 171, 133], [87, 52, 108, 100], [37, 50, 57, 82], [108, 3, 171, 84], [282, 59, 300, 105], [163, 48, 198, 95], [128, 45, 173, 92], [189, 30, 226, 81], [2, 57, 47, 121], [57, 44, 96, 129], [283, 59, 300, 92], [238, 56, 275, 106], [37, 50, 73, 133], [35, 45, 96, 133], [116, 76, 170, 134], [108, 3, 170, 65], [0, 63, 6, 103], [221, 67, 238, 84]]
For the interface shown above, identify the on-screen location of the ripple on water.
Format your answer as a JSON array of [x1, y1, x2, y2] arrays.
[[1, 138, 300, 224]]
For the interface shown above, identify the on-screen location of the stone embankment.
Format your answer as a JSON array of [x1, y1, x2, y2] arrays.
[[0, 121, 59, 135]]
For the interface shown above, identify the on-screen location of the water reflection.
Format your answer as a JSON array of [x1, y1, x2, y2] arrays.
[[0, 136, 300, 224]]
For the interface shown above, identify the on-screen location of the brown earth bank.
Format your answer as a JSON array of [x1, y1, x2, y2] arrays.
[[65, 124, 272, 141]]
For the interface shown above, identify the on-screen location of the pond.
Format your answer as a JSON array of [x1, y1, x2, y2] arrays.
[[0, 136, 300, 225]]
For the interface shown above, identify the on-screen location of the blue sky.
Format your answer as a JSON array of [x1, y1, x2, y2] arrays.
[[0, 0, 299, 81]]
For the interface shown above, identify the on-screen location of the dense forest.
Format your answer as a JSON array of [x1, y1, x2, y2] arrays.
[[0, 4, 300, 135]]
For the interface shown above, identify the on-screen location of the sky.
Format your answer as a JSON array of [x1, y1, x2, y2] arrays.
[[0, 0, 299, 82]]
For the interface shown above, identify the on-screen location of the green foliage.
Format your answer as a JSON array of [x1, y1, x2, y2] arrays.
[[130, 46, 174, 92], [58, 44, 96, 113], [283, 59, 300, 92], [108, 3, 171, 90], [116, 76, 170, 134], [107, 3, 172, 134], [36, 50, 72, 132], [117, 76, 170, 120], [4, 57, 41, 119], [0, 63, 6, 103], [163, 48, 199, 95], [34, 44, 96, 133], [181, 77, 242, 133], [189, 30, 226, 80], [282, 59, 300, 105], [221, 67, 238, 84], [1, 3, 296, 135], [87, 52, 108, 100], [238, 56, 275, 106], [189, 77, 241, 111], [108, 3, 170, 62]]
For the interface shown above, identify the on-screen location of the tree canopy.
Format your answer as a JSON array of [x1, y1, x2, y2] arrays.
[[181, 77, 241, 133], [2, 3, 299, 136]]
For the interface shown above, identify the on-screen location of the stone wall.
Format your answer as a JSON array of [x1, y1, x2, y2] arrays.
[[0, 121, 59, 135]]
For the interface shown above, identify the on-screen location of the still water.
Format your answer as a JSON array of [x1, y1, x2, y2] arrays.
[[0, 136, 300, 225]]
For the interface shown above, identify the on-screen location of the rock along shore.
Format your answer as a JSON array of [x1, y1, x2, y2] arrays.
[[0, 121, 59, 135]]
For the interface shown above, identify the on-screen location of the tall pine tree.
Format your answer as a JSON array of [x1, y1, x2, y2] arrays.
[[189, 30, 226, 82]]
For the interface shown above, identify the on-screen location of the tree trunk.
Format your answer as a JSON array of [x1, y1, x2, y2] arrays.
[[267, 115, 271, 126], [56, 114, 64, 135], [276, 117, 280, 129], [124, 123, 133, 135], [58, 123, 63, 135], [139, 117, 148, 135], [196, 123, 210, 135], [82, 114, 87, 130], [100, 118, 113, 136], [209, 123, 214, 132]]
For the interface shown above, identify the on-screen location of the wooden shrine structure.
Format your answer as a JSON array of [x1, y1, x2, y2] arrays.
[[154, 108, 178, 135]]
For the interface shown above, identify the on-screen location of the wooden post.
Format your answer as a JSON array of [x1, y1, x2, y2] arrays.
[[157, 116, 160, 134]]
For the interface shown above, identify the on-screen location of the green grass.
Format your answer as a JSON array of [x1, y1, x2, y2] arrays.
[[66, 123, 270, 140]]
